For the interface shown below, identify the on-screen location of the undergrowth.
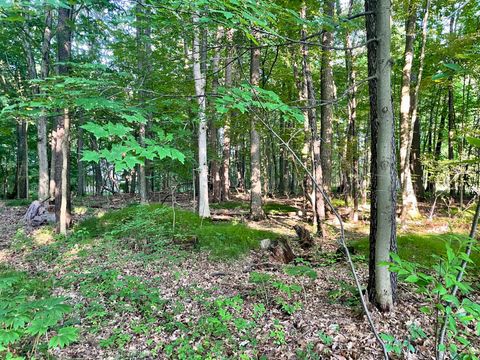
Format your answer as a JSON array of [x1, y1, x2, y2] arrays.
[[351, 233, 480, 268], [78, 204, 277, 258], [210, 201, 298, 214]]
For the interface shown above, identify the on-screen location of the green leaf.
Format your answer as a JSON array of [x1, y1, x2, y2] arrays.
[[81, 122, 109, 139], [466, 136, 480, 149], [81, 151, 101, 163], [404, 274, 419, 283], [0, 329, 20, 345], [432, 72, 448, 81], [26, 318, 50, 336], [48, 327, 79, 349], [443, 63, 462, 72]]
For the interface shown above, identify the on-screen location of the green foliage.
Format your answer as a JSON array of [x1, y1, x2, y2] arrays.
[[248, 271, 303, 315], [0, 271, 77, 358], [210, 201, 249, 210], [3, 199, 33, 207], [216, 84, 304, 123], [263, 203, 298, 214], [78, 204, 275, 258], [379, 324, 427, 356], [351, 233, 480, 268], [385, 237, 480, 358], [327, 280, 361, 307], [284, 265, 318, 280]]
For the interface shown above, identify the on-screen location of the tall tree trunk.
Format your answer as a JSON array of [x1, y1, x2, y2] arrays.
[[77, 120, 85, 196], [91, 136, 103, 196], [366, 0, 397, 311], [409, 0, 430, 200], [38, 8, 53, 200], [320, 0, 335, 192], [297, 5, 315, 226], [55, 6, 73, 234], [136, 0, 150, 204], [209, 27, 223, 203], [49, 130, 56, 199], [399, 1, 420, 220], [345, 0, 359, 222], [192, 13, 210, 218], [15, 121, 28, 199], [249, 33, 265, 221], [220, 29, 234, 201], [300, 3, 325, 235], [448, 81, 456, 197]]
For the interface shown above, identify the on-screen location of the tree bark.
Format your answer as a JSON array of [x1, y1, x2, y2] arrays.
[[192, 13, 210, 218], [448, 81, 456, 197], [320, 0, 335, 192], [49, 129, 56, 199], [399, 1, 420, 220], [210, 27, 223, 203], [300, 3, 325, 235], [220, 29, 234, 201], [136, 0, 150, 204], [15, 121, 28, 199], [91, 136, 103, 196], [38, 8, 53, 200], [409, 0, 430, 200], [54, 6, 73, 234], [366, 0, 397, 311], [249, 32, 265, 221], [345, 0, 359, 222], [296, 5, 314, 225], [77, 119, 85, 196]]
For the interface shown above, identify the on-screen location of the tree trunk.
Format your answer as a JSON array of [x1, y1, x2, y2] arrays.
[[55, 6, 73, 234], [220, 29, 234, 201], [409, 0, 430, 200], [448, 82, 456, 197], [38, 9, 53, 201], [192, 13, 210, 218], [399, 2, 420, 220], [249, 33, 265, 221], [49, 129, 56, 199], [77, 119, 85, 196], [300, 3, 325, 235], [16, 121, 28, 199], [366, 0, 397, 311], [345, 0, 359, 222], [91, 136, 103, 196], [297, 5, 314, 225], [320, 0, 335, 192], [136, 1, 150, 204], [209, 27, 223, 203]]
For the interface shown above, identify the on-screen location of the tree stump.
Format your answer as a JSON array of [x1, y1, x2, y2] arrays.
[[293, 225, 315, 249], [260, 238, 295, 263]]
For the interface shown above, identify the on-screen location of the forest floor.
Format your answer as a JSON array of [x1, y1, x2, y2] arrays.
[[0, 195, 478, 359]]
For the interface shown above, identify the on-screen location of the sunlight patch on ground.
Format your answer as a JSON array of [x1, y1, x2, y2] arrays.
[[0, 250, 10, 264], [32, 228, 55, 246], [73, 206, 88, 215]]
